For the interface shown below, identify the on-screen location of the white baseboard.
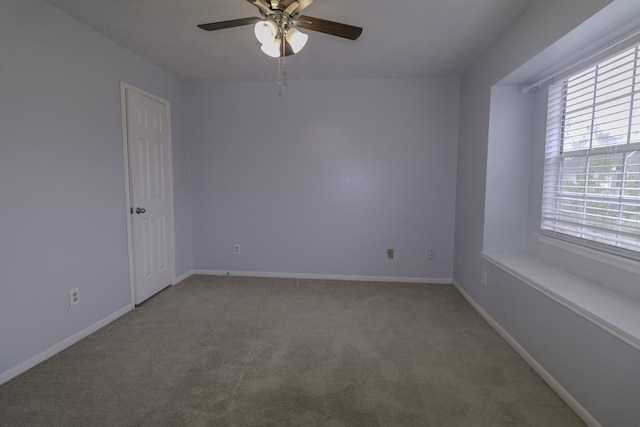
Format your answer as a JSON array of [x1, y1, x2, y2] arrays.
[[174, 270, 192, 285], [0, 304, 134, 386], [192, 269, 452, 284], [452, 281, 602, 427]]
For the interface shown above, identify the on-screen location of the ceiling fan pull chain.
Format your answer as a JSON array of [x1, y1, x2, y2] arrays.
[[277, 54, 283, 97], [282, 51, 287, 87], [276, 36, 288, 97]]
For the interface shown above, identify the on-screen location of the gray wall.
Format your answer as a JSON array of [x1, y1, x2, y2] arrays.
[[189, 78, 459, 280], [454, 0, 616, 303], [454, 0, 640, 425], [483, 86, 535, 253], [0, 0, 192, 375]]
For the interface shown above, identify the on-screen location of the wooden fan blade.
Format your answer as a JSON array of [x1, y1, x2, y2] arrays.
[[295, 15, 362, 40], [197, 17, 261, 31]]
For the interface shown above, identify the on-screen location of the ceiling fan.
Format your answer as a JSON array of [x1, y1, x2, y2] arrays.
[[198, 0, 363, 58]]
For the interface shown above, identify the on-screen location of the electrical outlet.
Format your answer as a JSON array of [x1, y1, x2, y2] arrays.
[[428, 250, 435, 261], [234, 244, 240, 254], [69, 288, 80, 307], [456, 256, 463, 268], [481, 271, 488, 287], [387, 248, 394, 259]]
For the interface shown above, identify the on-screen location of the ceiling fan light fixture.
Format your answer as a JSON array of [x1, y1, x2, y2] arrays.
[[254, 19, 277, 45], [260, 38, 282, 58], [285, 28, 308, 54]]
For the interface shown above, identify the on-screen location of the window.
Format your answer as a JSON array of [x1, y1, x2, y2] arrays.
[[542, 44, 640, 259]]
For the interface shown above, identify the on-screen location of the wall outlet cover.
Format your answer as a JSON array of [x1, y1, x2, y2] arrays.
[[69, 288, 80, 307]]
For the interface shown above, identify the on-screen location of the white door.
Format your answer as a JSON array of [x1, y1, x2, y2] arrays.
[[123, 85, 174, 304]]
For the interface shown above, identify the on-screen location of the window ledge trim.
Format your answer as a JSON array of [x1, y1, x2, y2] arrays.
[[481, 251, 640, 352], [536, 233, 640, 275]]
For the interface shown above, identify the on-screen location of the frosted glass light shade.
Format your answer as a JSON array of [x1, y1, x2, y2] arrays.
[[254, 20, 277, 45], [285, 28, 308, 54], [261, 39, 281, 58]]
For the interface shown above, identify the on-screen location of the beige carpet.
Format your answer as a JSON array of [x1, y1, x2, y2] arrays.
[[0, 275, 584, 426]]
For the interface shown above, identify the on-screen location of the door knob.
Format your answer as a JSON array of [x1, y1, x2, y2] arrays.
[[135, 207, 146, 214]]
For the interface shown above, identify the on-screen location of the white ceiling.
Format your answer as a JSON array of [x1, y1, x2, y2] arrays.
[[44, 0, 534, 83]]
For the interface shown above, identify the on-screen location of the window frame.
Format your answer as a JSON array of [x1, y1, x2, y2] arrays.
[[540, 45, 640, 261]]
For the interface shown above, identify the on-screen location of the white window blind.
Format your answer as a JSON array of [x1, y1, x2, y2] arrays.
[[541, 44, 640, 260]]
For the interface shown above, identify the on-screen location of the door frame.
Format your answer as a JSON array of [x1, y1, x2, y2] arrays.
[[120, 82, 176, 305]]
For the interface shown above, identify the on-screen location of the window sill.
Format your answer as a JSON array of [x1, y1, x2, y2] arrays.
[[481, 251, 640, 352], [536, 234, 640, 275]]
